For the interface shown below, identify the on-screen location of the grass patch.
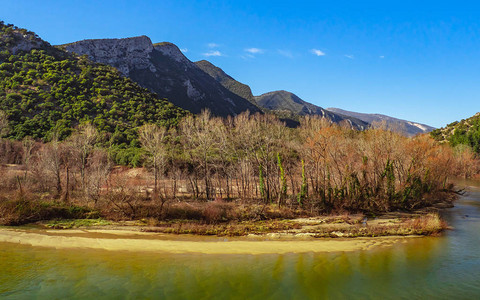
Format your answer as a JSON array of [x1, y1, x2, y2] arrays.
[[142, 220, 301, 236], [45, 218, 112, 229]]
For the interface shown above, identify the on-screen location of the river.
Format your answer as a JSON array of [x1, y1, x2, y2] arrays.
[[1, 180, 479, 299]]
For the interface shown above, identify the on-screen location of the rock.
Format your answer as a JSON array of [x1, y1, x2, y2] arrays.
[[64, 36, 155, 76], [63, 36, 261, 116], [1, 30, 45, 55]]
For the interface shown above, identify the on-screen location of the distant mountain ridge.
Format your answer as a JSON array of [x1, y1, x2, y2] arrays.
[[194, 60, 369, 129], [327, 107, 435, 136], [254, 90, 368, 129], [255, 90, 327, 116], [195, 60, 257, 105], [61, 33, 434, 133], [0, 19, 442, 152], [63, 37, 261, 117]]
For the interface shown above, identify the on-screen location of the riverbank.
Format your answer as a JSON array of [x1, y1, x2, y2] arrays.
[[0, 212, 446, 254], [1, 182, 478, 300], [0, 227, 417, 254], [37, 211, 448, 238]]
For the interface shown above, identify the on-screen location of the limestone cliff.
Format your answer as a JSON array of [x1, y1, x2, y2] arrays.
[[63, 37, 260, 116], [64, 36, 155, 76]]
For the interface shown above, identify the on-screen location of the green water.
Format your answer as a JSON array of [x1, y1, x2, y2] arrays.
[[1, 181, 480, 299]]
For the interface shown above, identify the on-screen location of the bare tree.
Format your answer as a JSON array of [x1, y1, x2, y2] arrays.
[[22, 137, 35, 181], [138, 124, 167, 195], [67, 124, 97, 193], [180, 110, 223, 200], [85, 149, 111, 205], [35, 137, 64, 197], [0, 110, 9, 183]]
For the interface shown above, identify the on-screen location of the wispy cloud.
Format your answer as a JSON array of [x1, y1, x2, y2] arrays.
[[311, 49, 326, 56], [203, 50, 223, 57], [278, 49, 293, 58], [344, 54, 354, 59], [379, 55, 385, 59], [241, 54, 256, 60], [180, 48, 188, 53], [245, 48, 264, 54], [207, 43, 219, 48]]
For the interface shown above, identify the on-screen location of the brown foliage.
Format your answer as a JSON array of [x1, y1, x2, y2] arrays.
[[0, 111, 478, 226]]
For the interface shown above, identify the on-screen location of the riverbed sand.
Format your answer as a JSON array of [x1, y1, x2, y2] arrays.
[[0, 228, 414, 254]]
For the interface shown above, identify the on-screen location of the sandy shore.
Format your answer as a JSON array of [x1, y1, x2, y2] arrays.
[[0, 228, 415, 254]]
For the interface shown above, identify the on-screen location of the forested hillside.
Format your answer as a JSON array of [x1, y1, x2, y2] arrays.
[[431, 112, 480, 153], [0, 21, 187, 151]]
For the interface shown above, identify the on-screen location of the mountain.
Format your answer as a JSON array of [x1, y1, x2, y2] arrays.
[[62, 38, 260, 117], [0, 21, 187, 145], [327, 108, 435, 137], [430, 112, 480, 153], [0, 23, 48, 54], [193, 59, 368, 129], [254, 91, 368, 129], [194, 60, 257, 105], [256, 90, 326, 115]]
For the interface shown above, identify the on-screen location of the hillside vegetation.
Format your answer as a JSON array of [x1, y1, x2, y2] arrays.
[[430, 112, 480, 153], [0, 21, 187, 164], [195, 60, 257, 105]]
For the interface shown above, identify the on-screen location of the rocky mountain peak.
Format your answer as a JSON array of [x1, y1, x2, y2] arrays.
[[63, 35, 156, 76], [255, 90, 312, 111], [62, 35, 261, 116], [195, 59, 257, 105], [195, 60, 228, 81], [153, 42, 191, 65], [0, 22, 46, 55]]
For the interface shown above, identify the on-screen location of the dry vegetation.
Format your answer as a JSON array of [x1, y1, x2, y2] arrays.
[[0, 111, 476, 237], [304, 213, 448, 238]]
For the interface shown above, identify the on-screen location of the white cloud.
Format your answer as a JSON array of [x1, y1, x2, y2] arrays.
[[245, 48, 264, 54], [241, 53, 255, 59], [207, 43, 219, 48], [278, 49, 293, 58], [344, 54, 354, 59], [241, 53, 257, 60], [379, 55, 385, 59], [203, 50, 223, 57], [180, 48, 188, 53], [311, 49, 326, 56]]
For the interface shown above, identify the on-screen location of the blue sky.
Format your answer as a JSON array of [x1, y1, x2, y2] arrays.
[[3, 0, 480, 127]]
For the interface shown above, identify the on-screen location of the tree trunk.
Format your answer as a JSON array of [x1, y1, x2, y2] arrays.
[[63, 165, 70, 203]]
